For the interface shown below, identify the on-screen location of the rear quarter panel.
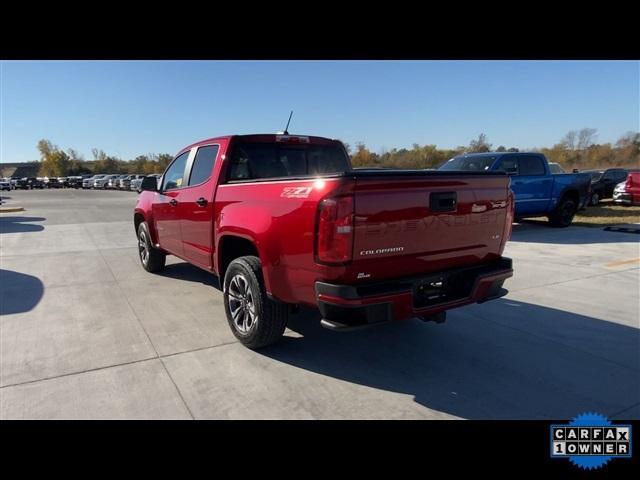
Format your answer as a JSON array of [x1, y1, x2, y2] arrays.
[[134, 192, 159, 244], [214, 177, 349, 306], [550, 173, 591, 209]]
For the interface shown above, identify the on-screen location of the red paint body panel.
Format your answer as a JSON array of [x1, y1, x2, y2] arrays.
[[614, 172, 640, 205], [135, 134, 514, 324]]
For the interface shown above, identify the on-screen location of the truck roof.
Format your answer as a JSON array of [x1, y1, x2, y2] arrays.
[[456, 151, 542, 158], [178, 134, 340, 155]]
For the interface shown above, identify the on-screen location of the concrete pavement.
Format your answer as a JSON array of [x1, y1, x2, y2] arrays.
[[1, 189, 638, 419]]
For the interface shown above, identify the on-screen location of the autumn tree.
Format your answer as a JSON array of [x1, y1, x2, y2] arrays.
[[351, 142, 376, 167], [577, 128, 597, 150], [561, 131, 577, 150], [37, 139, 71, 177], [468, 133, 492, 153]]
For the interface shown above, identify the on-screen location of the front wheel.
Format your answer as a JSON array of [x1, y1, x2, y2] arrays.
[[223, 256, 288, 349], [548, 197, 577, 228], [590, 192, 599, 206], [137, 221, 166, 272]]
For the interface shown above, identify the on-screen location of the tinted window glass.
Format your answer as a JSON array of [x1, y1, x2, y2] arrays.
[[278, 148, 307, 176], [496, 157, 518, 174], [587, 171, 603, 181], [228, 143, 350, 181], [517, 156, 545, 176], [438, 155, 497, 171], [162, 152, 189, 190], [308, 146, 351, 174], [549, 163, 564, 174], [614, 171, 628, 182], [189, 145, 219, 186]]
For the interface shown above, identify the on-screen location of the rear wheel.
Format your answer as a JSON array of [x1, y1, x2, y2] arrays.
[[548, 197, 577, 228], [223, 256, 288, 349], [137, 221, 166, 272]]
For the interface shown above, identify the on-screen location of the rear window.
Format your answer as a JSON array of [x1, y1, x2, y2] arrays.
[[517, 155, 546, 176], [438, 155, 498, 171], [227, 142, 350, 181]]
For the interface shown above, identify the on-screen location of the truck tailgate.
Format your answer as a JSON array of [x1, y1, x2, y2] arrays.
[[349, 171, 512, 282]]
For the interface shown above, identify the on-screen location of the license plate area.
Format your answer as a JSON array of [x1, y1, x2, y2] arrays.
[[414, 273, 449, 308], [413, 269, 477, 308]]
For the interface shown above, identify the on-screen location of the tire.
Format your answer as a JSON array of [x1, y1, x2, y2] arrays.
[[590, 192, 599, 206], [223, 255, 288, 349], [137, 221, 166, 272], [548, 197, 577, 228]]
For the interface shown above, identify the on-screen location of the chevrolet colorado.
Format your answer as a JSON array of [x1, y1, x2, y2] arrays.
[[134, 134, 514, 348]]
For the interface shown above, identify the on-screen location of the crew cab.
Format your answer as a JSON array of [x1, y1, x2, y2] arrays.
[[134, 134, 514, 348], [439, 152, 591, 227]]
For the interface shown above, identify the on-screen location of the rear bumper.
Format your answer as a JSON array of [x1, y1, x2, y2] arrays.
[[315, 257, 513, 329], [613, 192, 637, 205]]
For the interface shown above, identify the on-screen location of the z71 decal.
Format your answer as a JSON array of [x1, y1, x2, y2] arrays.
[[281, 186, 313, 199]]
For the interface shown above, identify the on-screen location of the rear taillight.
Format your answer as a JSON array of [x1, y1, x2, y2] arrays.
[[316, 195, 354, 264]]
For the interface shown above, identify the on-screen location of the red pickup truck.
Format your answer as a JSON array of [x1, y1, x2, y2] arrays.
[[134, 134, 514, 348]]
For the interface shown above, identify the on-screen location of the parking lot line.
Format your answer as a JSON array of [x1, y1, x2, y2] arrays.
[[605, 257, 640, 268]]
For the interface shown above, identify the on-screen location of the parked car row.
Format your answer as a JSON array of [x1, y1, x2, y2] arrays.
[[2, 175, 87, 189], [82, 173, 146, 190], [580, 168, 634, 206], [1, 173, 163, 193], [80, 173, 160, 192]]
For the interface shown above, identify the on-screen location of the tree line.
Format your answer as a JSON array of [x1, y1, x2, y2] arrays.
[[35, 129, 639, 177], [36, 140, 173, 177], [347, 129, 639, 170]]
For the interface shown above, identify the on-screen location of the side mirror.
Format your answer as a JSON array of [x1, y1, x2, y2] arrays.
[[140, 176, 159, 192]]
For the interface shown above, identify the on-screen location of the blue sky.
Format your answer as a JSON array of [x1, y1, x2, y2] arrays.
[[1, 60, 638, 163]]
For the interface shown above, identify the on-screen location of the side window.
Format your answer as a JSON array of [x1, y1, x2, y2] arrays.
[[188, 145, 219, 186], [615, 171, 628, 182], [518, 155, 546, 176], [496, 156, 519, 174], [162, 151, 189, 191]]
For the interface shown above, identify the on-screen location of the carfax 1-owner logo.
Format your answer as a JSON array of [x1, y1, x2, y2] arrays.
[[550, 412, 632, 470]]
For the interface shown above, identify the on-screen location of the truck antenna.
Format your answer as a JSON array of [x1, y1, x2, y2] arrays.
[[283, 110, 293, 135]]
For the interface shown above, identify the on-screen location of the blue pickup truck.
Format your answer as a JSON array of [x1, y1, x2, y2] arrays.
[[439, 152, 591, 227]]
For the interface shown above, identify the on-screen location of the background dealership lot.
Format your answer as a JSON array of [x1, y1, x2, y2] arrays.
[[0, 189, 639, 419]]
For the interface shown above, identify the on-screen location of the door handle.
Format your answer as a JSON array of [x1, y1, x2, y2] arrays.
[[169, 199, 178, 207], [196, 197, 208, 207]]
